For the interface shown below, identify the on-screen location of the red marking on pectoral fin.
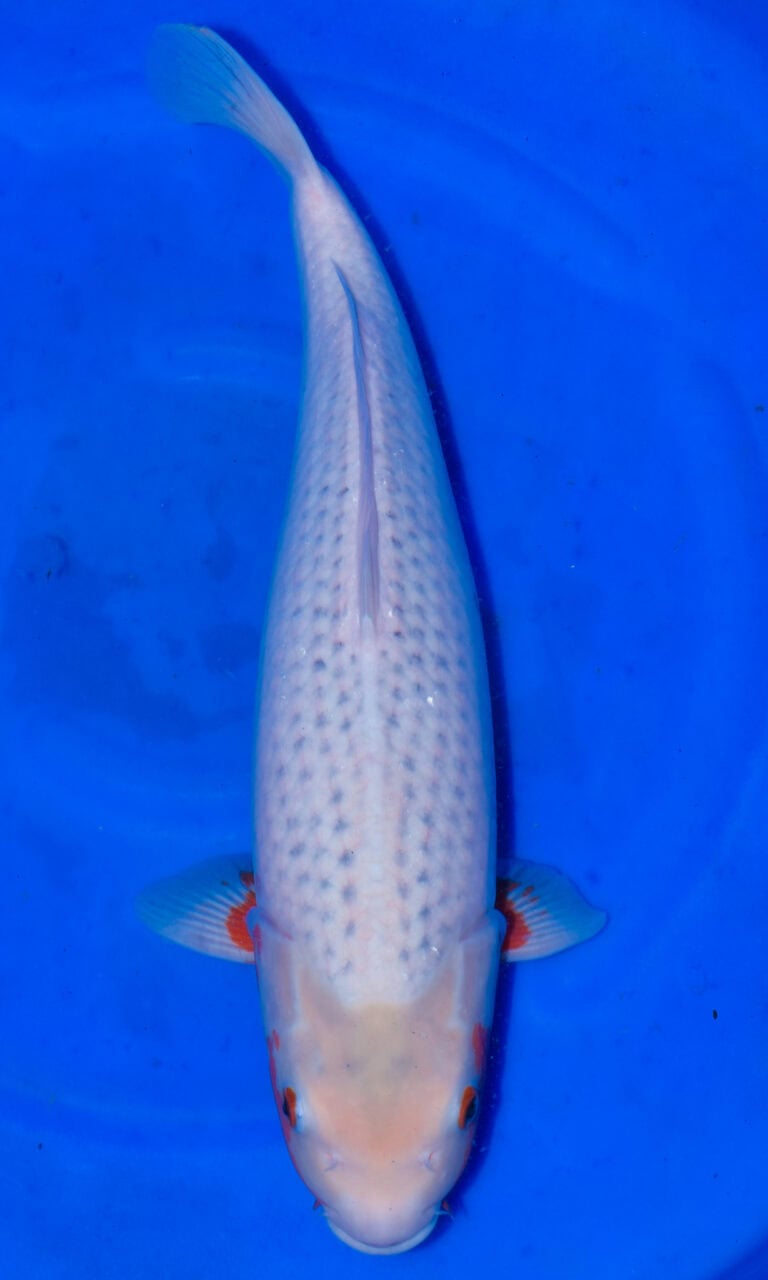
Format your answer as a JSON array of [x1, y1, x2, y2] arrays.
[[496, 859, 607, 961], [496, 886, 533, 954], [225, 890, 257, 952], [136, 854, 257, 963]]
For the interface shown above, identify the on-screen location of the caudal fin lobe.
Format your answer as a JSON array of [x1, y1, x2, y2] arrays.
[[148, 23, 317, 183]]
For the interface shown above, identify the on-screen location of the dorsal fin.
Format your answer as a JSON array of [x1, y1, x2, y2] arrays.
[[334, 264, 380, 629]]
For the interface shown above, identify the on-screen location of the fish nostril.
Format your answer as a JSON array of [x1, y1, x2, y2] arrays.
[[423, 1152, 438, 1173], [323, 1153, 340, 1173]]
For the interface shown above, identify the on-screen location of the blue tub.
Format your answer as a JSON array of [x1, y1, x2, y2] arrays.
[[2, 3, 766, 1277]]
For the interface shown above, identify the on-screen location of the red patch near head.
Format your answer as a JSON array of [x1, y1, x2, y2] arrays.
[[458, 1085, 479, 1130], [496, 879, 533, 953], [266, 1031, 280, 1102], [266, 1030, 298, 1148], [472, 1022, 488, 1073], [282, 1086, 298, 1128], [225, 883, 257, 952], [264, 1034, 277, 1085]]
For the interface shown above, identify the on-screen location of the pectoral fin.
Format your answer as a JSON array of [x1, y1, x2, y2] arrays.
[[136, 854, 257, 962], [495, 859, 607, 961]]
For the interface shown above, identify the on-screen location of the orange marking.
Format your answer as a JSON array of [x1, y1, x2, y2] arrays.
[[239, 870, 255, 887], [502, 907, 532, 952], [496, 879, 533, 953], [458, 1085, 478, 1130], [472, 1022, 488, 1073], [267, 1031, 296, 1142], [225, 882, 257, 952], [282, 1086, 298, 1128], [266, 1034, 311, 1183]]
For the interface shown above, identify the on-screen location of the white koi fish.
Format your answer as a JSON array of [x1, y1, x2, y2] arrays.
[[138, 24, 606, 1256]]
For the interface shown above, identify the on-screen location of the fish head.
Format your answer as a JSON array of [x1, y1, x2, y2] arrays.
[[256, 910, 502, 1254]]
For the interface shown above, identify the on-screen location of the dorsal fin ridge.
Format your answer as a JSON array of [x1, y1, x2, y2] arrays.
[[333, 263, 380, 629]]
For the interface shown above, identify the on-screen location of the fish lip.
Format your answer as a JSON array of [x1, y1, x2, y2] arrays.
[[325, 1212, 438, 1256]]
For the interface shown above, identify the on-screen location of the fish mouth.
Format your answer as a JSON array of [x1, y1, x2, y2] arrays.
[[326, 1213, 438, 1255]]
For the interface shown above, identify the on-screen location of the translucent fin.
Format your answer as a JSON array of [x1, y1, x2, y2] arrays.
[[136, 854, 257, 963], [334, 263, 380, 627], [148, 24, 316, 183], [495, 859, 607, 961]]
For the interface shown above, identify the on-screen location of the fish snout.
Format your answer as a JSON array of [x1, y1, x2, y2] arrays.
[[324, 1203, 438, 1256]]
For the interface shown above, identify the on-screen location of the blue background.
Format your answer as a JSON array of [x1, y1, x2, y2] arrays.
[[2, 2, 767, 1277]]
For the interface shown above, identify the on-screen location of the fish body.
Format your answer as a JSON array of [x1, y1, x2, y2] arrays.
[[256, 171, 497, 1010], [139, 24, 606, 1256]]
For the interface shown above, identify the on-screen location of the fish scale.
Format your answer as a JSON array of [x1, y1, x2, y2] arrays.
[[255, 173, 495, 1003]]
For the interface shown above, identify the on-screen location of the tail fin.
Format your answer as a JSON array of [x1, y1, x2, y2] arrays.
[[148, 24, 317, 184]]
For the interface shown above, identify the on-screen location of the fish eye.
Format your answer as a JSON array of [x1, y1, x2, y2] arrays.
[[282, 1086, 299, 1128], [458, 1085, 479, 1129]]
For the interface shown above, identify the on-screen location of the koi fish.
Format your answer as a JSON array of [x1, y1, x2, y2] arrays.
[[138, 24, 606, 1256]]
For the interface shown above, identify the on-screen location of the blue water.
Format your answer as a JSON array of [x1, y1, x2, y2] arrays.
[[3, 3, 767, 1277]]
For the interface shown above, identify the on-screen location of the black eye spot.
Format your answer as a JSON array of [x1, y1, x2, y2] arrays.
[[282, 1086, 298, 1128], [458, 1085, 479, 1130]]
